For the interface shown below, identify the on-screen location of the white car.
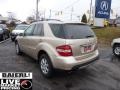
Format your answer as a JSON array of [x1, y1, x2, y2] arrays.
[[111, 38, 120, 57], [11, 24, 29, 41]]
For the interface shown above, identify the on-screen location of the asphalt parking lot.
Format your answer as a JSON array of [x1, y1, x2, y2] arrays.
[[0, 39, 120, 90]]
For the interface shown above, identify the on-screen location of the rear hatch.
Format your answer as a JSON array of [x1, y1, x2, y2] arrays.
[[49, 23, 97, 57], [66, 38, 97, 57], [63, 24, 97, 57]]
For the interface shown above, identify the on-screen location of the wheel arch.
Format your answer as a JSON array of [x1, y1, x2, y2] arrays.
[[37, 50, 54, 68], [37, 50, 48, 59], [113, 43, 120, 48]]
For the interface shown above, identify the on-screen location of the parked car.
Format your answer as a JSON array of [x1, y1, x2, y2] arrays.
[[111, 38, 120, 57], [11, 24, 29, 41], [116, 17, 120, 27], [0, 24, 8, 30], [15, 21, 99, 77], [108, 19, 116, 27], [0, 24, 10, 41]]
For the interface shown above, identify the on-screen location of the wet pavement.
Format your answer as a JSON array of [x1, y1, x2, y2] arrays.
[[0, 39, 120, 90]]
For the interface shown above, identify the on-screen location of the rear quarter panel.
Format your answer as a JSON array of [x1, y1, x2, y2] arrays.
[[34, 37, 66, 67]]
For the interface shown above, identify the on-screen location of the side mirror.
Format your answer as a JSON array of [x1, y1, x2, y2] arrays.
[[19, 33, 24, 36]]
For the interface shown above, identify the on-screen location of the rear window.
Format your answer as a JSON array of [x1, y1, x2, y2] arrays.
[[49, 24, 95, 39]]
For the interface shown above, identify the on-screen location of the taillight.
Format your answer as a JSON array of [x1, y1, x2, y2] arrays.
[[56, 45, 73, 57]]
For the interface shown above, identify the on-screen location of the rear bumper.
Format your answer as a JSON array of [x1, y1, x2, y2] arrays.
[[53, 50, 99, 70], [71, 56, 99, 70]]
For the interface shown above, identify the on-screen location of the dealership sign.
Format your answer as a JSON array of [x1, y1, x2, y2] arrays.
[[95, 0, 112, 19]]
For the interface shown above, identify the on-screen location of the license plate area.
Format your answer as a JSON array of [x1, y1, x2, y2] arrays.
[[81, 45, 93, 53]]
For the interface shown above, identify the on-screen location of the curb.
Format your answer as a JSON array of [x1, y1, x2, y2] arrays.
[[0, 38, 10, 44]]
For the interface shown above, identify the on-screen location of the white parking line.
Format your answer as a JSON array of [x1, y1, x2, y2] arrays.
[[0, 38, 10, 44]]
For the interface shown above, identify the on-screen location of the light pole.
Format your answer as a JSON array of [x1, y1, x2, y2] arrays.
[[77, 16, 80, 21], [36, 0, 40, 21], [89, 0, 92, 24], [49, 9, 52, 19], [70, 7, 74, 21]]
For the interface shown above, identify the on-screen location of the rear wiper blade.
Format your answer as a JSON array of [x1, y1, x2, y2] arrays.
[[86, 35, 94, 38]]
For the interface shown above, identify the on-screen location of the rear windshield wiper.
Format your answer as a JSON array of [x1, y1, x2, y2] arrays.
[[86, 35, 94, 38]]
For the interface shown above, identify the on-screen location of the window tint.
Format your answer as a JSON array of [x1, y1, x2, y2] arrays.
[[24, 24, 35, 36], [49, 24, 95, 39], [33, 24, 44, 36], [49, 24, 65, 38]]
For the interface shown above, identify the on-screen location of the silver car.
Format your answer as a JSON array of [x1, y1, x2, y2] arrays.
[[15, 21, 99, 77]]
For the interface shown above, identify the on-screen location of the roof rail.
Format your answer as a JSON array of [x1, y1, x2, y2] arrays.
[[45, 19, 62, 22], [33, 18, 62, 22]]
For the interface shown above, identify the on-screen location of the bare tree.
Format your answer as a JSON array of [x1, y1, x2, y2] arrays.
[[26, 16, 35, 24]]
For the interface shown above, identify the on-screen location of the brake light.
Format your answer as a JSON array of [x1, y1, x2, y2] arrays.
[[56, 45, 73, 57]]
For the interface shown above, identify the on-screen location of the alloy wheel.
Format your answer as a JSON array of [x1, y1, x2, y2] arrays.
[[40, 58, 49, 74]]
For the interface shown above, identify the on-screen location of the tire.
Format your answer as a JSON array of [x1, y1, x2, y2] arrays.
[[0, 37, 2, 41], [2, 35, 5, 41], [113, 44, 120, 57], [15, 42, 22, 55], [11, 38, 15, 42], [39, 54, 54, 78], [4, 34, 9, 39], [7, 34, 10, 38]]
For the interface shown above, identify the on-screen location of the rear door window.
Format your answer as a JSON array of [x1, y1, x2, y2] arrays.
[[33, 24, 44, 36], [49, 24, 65, 38]]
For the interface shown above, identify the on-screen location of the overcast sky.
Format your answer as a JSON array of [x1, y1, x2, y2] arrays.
[[0, 0, 120, 21]]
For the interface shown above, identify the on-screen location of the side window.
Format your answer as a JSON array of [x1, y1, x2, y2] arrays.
[[49, 24, 65, 38], [33, 24, 44, 36], [24, 24, 35, 36]]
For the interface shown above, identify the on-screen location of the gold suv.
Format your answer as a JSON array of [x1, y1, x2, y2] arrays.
[[15, 21, 99, 77]]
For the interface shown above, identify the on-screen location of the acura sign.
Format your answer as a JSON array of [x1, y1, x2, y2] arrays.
[[95, 0, 112, 19], [101, 1, 108, 11]]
